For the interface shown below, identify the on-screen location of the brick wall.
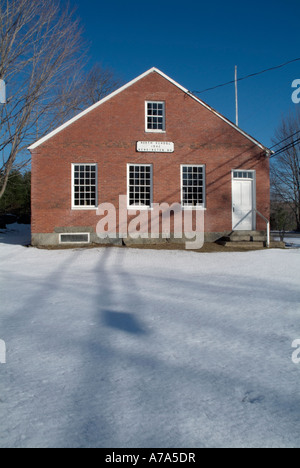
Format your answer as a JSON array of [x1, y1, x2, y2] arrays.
[[31, 71, 270, 237]]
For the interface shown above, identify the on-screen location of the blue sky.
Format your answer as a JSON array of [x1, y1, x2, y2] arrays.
[[74, 0, 300, 148]]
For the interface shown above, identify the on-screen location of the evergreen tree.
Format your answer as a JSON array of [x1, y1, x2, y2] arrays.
[[0, 170, 31, 222]]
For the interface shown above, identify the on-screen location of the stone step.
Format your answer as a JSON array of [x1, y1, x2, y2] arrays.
[[252, 236, 268, 242], [216, 235, 266, 244], [229, 235, 267, 242], [229, 235, 253, 242], [231, 230, 266, 236]]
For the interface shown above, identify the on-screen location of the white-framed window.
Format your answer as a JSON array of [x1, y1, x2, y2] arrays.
[[181, 165, 206, 208], [72, 164, 97, 209], [127, 164, 153, 209], [233, 170, 255, 179], [145, 101, 165, 132]]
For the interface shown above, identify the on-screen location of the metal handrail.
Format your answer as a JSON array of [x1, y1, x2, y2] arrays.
[[233, 209, 270, 248]]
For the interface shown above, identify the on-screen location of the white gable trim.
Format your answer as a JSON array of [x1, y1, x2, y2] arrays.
[[28, 67, 269, 152], [28, 68, 157, 150]]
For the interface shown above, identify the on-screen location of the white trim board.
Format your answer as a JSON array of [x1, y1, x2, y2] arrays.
[[28, 67, 270, 153]]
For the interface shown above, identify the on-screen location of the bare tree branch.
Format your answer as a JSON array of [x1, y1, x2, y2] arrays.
[[271, 109, 300, 230], [0, 0, 85, 199], [0, 1, 122, 202]]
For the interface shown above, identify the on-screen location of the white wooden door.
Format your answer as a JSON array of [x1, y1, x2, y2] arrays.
[[232, 178, 254, 230]]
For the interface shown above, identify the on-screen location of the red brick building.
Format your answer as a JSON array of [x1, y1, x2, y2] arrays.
[[29, 67, 271, 246]]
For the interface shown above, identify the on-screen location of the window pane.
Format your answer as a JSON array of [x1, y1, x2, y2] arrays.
[[73, 164, 97, 207], [182, 166, 205, 207], [128, 165, 152, 207], [146, 102, 165, 131]]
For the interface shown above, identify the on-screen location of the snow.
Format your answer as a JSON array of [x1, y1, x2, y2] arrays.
[[284, 238, 300, 248], [0, 223, 31, 246], [274, 237, 300, 249], [0, 225, 300, 448], [272, 232, 300, 249]]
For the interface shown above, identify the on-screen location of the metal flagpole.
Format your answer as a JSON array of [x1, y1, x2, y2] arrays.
[[235, 66, 238, 127]]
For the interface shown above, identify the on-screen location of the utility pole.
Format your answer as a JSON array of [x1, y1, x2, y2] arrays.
[[235, 66, 238, 127]]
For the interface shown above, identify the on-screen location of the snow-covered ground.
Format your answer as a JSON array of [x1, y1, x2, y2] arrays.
[[0, 225, 300, 448], [272, 234, 300, 249]]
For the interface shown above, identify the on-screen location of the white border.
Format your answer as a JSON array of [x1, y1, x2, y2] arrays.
[[181, 164, 206, 210], [71, 163, 98, 210], [127, 163, 153, 210], [145, 101, 166, 133], [59, 233, 90, 244], [28, 67, 270, 153], [231, 169, 256, 230]]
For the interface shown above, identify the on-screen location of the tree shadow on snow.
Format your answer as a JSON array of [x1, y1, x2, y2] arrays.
[[0, 224, 31, 246], [102, 310, 147, 335], [3, 245, 300, 448]]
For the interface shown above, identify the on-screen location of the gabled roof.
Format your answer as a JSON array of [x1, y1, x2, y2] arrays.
[[28, 67, 270, 152]]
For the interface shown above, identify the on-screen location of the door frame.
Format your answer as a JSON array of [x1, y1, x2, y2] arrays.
[[231, 170, 256, 231]]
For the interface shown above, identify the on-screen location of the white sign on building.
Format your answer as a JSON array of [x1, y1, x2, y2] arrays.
[[137, 141, 174, 153]]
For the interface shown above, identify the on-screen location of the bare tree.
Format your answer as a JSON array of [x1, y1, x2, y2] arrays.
[[270, 198, 295, 239], [80, 64, 122, 106], [271, 109, 300, 231], [0, 0, 85, 200], [53, 63, 123, 119]]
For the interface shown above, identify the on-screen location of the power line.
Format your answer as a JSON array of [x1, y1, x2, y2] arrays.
[[187, 57, 300, 158], [271, 139, 300, 158], [191, 58, 300, 95], [270, 130, 300, 149], [270, 137, 300, 159]]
